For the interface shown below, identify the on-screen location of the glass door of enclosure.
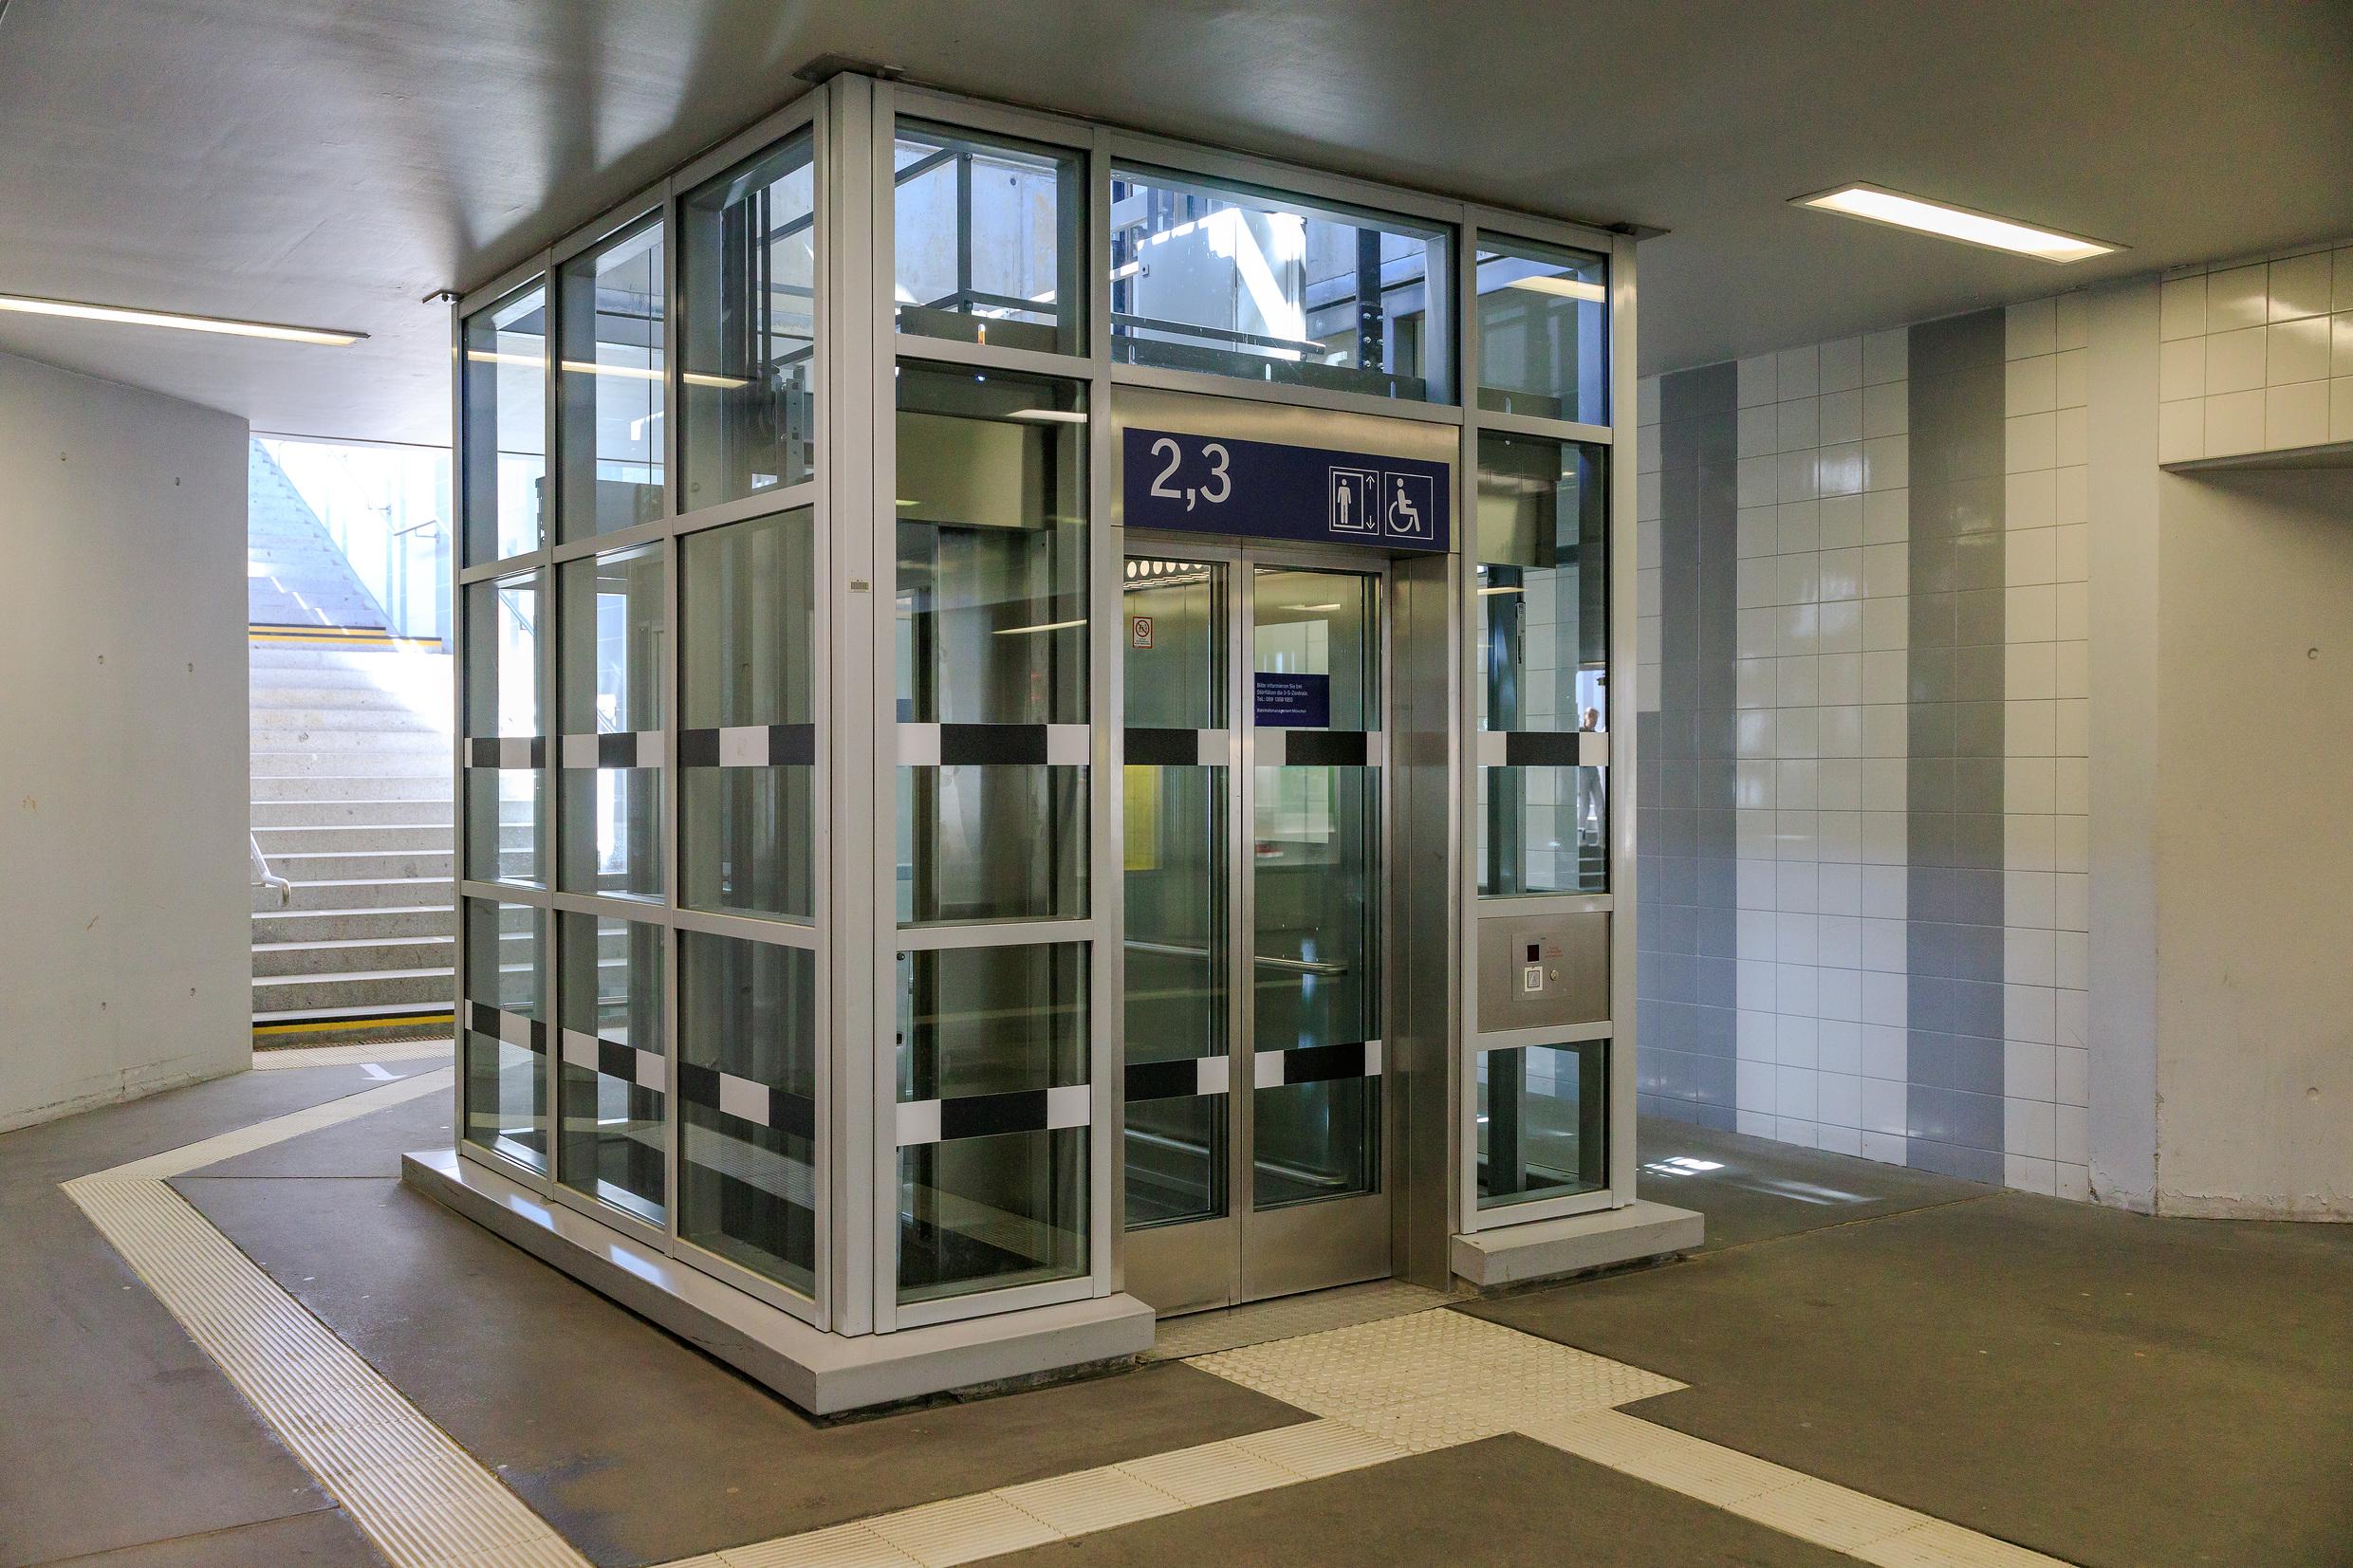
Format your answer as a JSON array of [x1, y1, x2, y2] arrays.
[[1121, 549, 1389, 1313]]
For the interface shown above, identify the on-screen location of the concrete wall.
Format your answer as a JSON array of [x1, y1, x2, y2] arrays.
[[2152, 465, 2353, 1218], [0, 351, 250, 1131]]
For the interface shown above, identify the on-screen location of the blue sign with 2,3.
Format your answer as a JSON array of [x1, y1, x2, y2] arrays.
[[1122, 427, 1450, 553]]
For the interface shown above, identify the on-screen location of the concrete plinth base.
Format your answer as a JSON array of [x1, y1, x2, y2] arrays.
[[401, 1148, 1156, 1415], [1450, 1200, 1704, 1290]]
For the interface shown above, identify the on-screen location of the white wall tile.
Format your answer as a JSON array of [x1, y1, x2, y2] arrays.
[[2268, 380, 2329, 450], [2335, 376, 2353, 442], [1862, 326, 1908, 385], [1776, 344, 1821, 398], [2206, 263, 2269, 331], [2203, 389, 2266, 457], [2005, 298, 2055, 360], [2268, 249, 2333, 321], [2005, 353, 2056, 415], [2052, 290, 2087, 351], [2052, 346, 2088, 409], [2205, 324, 2267, 394], [2158, 336, 2206, 401], [2158, 273, 2207, 341], [2158, 397, 2205, 464], [1737, 354, 1778, 407], [2006, 1097, 2056, 1159], [1819, 335, 1862, 394], [2268, 314, 2331, 384], [2004, 412, 2056, 472]]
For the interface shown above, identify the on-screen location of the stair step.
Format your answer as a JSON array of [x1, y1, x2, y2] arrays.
[[253, 823, 453, 855], [250, 798, 456, 828], [251, 1003, 458, 1048], [251, 773, 452, 801], [251, 967, 455, 1012], [253, 905, 454, 942], [248, 685, 444, 711], [252, 934, 455, 977], [268, 849, 454, 880], [268, 876, 455, 912], [252, 751, 449, 778], [247, 727, 448, 752]]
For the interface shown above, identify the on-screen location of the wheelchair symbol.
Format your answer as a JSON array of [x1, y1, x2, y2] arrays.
[[1383, 471, 1434, 541]]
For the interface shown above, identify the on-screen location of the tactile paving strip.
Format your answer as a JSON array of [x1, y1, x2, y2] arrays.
[[1142, 1279, 1454, 1361], [64, 1068, 588, 1568]]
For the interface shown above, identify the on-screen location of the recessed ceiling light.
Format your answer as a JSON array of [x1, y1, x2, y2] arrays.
[[1794, 184, 2117, 264], [1004, 408, 1087, 424], [0, 291, 367, 344], [1507, 274, 1607, 304]]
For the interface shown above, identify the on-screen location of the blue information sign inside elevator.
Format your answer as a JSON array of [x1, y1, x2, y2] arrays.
[[1121, 427, 1450, 552]]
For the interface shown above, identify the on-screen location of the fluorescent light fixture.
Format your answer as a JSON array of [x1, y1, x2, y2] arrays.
[[0, 291, 365, 345], [1795, 184, 2116, 264], [1004, 408, 1087, 425], [1476, 584, 1524, 597], [467, 349, 748, 390], [1508, 274, 1606, 304]]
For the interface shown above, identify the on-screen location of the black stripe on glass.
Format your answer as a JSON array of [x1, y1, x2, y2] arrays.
[[675, 1059, 720, 1111], [676, 729, 721, 766], [938, 723, 1047, 766], [1502, 731, 1584, 768], [1269, 1042, 1368, 1085], [1125, 1057, 1209, 1102], [593, 1038, 639, 1084], [595, 731, 640, 768], [469, 1001, 501, 1037], [769, 1086, 817, 1140], [937, 1087, 1052, 1140], [1125, 728, 1202, 766], [1279, 730, 1368, 767], [768, 722, 816, 766]]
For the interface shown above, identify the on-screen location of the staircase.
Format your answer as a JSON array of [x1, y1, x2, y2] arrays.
[[250, 642, 457, 1048]]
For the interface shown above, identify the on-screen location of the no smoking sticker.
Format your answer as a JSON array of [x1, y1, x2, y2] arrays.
[[1131, 616, 1154, 649]]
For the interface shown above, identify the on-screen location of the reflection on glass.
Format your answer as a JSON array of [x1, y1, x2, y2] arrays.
[[1251, 567, 1380, 1210], [1474, 238, 1608, 422], [680, 132, 815, 511], [894, 120, 1083, 355], [680, 508, 815, 921], [557, 216, 665, 538], [896, 363, 1087, 725], [1110, 165, 1450, 402], [558, 546, 664, 897], [464, 576, 544, 886], [897, 944, 1089, 1302], [1477, 432, 1609, 896], [677, 932, 817, 1296], [462, 283, 547, 563], [463, 896, 546, 1170], [1121, 558, 1228, 1230], [898, 765, 1087, 924], [558, 913, 665, 1223], [1481, 766, 1606, 895], [896, 363, 1089, 930], [1477, 1041, 1606, 1208]]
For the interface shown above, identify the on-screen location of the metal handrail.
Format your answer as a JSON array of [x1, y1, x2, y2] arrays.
[[1124, 937, 1348, 977]]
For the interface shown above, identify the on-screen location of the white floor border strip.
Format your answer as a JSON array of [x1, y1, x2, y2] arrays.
[[253, 1040, 456, 1071], [64, 1067, 590, 1568], [65, 1066, 2075, 1568]]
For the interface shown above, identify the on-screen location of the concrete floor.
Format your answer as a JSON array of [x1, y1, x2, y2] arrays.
[[5, 1068, 2349, 1567]]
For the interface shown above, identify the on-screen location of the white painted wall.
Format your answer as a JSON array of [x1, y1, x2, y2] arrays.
[[0, 351, 250, 1131], [2151, 463, 2353, 1219]]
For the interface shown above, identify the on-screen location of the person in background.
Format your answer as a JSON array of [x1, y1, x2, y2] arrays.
[[1576, 706, 1603, 844]]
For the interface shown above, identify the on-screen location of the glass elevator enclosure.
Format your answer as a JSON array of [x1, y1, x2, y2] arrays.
[[437, 71, 1640, 1402]]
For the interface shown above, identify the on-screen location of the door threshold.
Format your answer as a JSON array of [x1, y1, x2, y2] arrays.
[[1143, 1278, 1453, 1361]]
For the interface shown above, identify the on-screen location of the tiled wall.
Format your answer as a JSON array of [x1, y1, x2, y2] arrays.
[[1639, 300, 2094, 1194], [2156, 242, 2353, 462]]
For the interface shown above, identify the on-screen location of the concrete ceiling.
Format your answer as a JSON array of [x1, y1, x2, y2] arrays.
[[0, 0, 2346, 446]]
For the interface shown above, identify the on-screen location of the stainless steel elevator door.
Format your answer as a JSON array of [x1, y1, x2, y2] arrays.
[[1121, 546, 1391, 1315]]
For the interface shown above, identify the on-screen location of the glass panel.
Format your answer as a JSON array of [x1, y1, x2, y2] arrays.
[[1474, 237, 1608, 422], [556, 216, 665, 539], [558, 546, 664, 897], [557, 913, 665, 1224], [677, 932, 818, 1296], [897, 765, 1087, 925], [1477, 1041, 1607, 1208], [896, 363, 1089, 929], [1121, 558, 1228, 1229], [1110, 164, 1450, 403], [461, 282, 547, 563], [1478, 432, 1609, 896], [680, 507, 816, 921], [896, 363, 1087, 725], [463, 896, 546, 1169], [894, 120, 1083, 355], [897, 944, 1089, 1302], [1480, 766, 1607, 895], [463, 575, 544, 886], [679, 132, 816, 512], [1251, 567, 1380, 1210]]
